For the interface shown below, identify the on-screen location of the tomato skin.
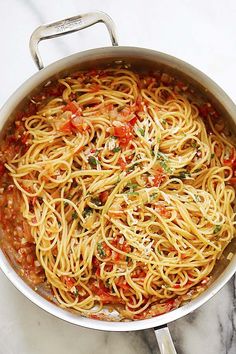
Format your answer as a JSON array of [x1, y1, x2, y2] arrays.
[[61, 276, 76, 289], [117, 157, 127, 171], [223, 147, 236, 166], [60, 120, 74, 133], [99, 191, 109, 204], [63, 101, 78, 114], [114, 125, 131, 138], [129, 116, 138, 126]]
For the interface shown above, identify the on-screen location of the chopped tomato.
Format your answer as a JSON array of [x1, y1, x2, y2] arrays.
[[223, 147, 236, 166], [155, 205, 171, 218], [115, 276, 130, 290], [62, 101, 78, 114], [153, 167, 166, 187], [60, 120, 73, 133], [117, 157, 127, 171], [99, 191, 109, 204], [114, 125, 131, 138], [129, 116, 138, 126], [173, 284, 181, 289], [61, 276, 76, 289]]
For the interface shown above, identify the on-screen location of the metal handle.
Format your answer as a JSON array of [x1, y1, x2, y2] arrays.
[[154, 325, 177, 354], [29, 11, 118, 70]]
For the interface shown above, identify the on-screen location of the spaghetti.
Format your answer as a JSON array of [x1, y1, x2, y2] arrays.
[[0, 68, 235, 320]]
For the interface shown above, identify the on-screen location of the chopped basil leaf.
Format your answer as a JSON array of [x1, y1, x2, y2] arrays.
[[194, 168, 202, 173], [156, 152, 169, 161], [58, 221, 62, 227], [88, 156, 98, 167], [83, 206, 92, 218], [138, 128, 145, 137], [72, 211, 78, 220], [191, 141, 197, 148], [127, 183, 138, 193], [213, 225, 222, 234], [97, 243, 106, 257], [194, 194, 201, 202], [150, 193, 158, 200], [74, 287, 79, 297], [162, 119, 167, 124], [112, 147, 121, 153], [64, 201, 69, 207], [211, 153, 215, 158], [127, 163, 139, 172], [170, 171, 191, 179], [160, 161, 172, 173]]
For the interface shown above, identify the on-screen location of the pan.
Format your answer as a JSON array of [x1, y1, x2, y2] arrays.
[[0, 11, 235, 354]]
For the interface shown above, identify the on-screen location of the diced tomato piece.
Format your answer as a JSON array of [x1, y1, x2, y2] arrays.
[[61, 276, 76, 289], [60, 120, 74, 133], [129, 116, 138, 126], [173, 284, 181, 289], [63, 101, 78, 114], [114, 125, 131, 138], [116, 276, 130, 290], [153, 167, 166, 187], [155, 205, 171, 218], [223, 147, 236, 166], [99, 191, 109, 204], [117, 157, 127, 171]]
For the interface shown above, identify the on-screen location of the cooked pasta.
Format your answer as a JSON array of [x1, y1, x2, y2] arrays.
[[0, 68, 235, 320]]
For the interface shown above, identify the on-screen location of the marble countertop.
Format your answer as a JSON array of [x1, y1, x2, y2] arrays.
[[0, 0, 235, 353]]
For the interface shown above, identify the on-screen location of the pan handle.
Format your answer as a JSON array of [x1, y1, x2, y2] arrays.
[[29, 11, 118, 70], [154, 325, 177, 354]]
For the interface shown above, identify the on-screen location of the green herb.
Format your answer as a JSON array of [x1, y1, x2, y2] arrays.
[[191, 141, 197, 148], [150, 193, 158, 200], [213, 225, 222, 234], [127, 163, 139, 172], [127, 183, 138, 193], [83, 207, 92, 218], [97, 243, 106, 257], [151, 148, 155, 157], [160, 161, 172, 173], [74, 287, 79, 297], [58, 221, 62, 227], [162, 119, 167, 124], [91, 197, 102, 206], [126, 256, 130, 262], [72, 211, 78, 220], [112, 147, 121, 153], [138, 128, 145, 137], [105, 279, 110, 288], [156, 152, 169, 161], [194, 194, 201, 202], [170, 171, 191, 179], [211, 153, 215, 158], [194, 168, 202, 173], [64, 201, 69, 207], [88, 156, 98, 167]]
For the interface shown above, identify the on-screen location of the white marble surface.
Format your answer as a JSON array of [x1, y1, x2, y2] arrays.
[[0, 0, 236, 353]]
